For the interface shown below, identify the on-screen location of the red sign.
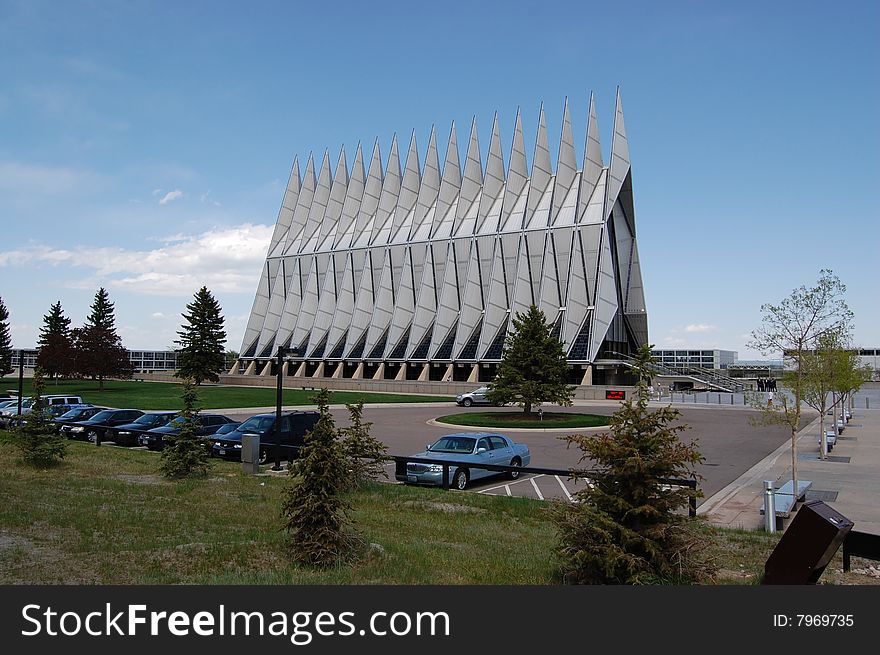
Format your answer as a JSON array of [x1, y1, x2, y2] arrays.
[[605, 390, 625, 400]]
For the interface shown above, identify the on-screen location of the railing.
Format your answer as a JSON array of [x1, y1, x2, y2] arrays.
[[392, 455, 699, 517], [842, 530, 880, 572]]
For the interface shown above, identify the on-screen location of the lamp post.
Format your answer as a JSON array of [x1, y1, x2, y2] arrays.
[[273, 346, 298, 471]]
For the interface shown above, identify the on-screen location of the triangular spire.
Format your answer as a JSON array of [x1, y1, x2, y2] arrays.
[[502, 108, 528, 230], [267, 156, 301, 257], [455, 117, 483, 236], [354, 139, 383, 246], [605, 87, 630, 220], [282, 152, 316, 255], [432, 122, 461, 239], [300, 150, 333, 253], [526, 102, 552, 227], [552, 97, 577, 225], [478, 112, 505, 233], [579, 91, 603, 220], [371, 134, 401, 245], [318, 147, 349, 249], [394, 130, 421, 241], [411, 126, 440, 242], [334, 142, 365, 249]]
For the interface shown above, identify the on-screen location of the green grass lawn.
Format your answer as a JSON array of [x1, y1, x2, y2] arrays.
[[435, 411, 612, 429], [6, 379, 451, 411], [0, 441, 874, 585]]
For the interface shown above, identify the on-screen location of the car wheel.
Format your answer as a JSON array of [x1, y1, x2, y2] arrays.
[[507, 457, 522, 479], [462, 398, 473, 407], [495, 401, 504, 407], [87, 430, 98, 443], [453, 468, 469, 491], [258, 448, 269, 465]]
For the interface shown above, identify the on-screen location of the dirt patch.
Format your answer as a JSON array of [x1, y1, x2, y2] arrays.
[[114, 474, 168, 485], [401, 501, 487, 514]]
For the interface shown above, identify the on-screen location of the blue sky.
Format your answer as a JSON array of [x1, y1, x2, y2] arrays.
[[1, 0, 878, 358]]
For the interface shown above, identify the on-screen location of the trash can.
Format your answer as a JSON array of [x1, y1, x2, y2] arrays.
[[241, 433, 260, 475], [762, 500, 853, 584]]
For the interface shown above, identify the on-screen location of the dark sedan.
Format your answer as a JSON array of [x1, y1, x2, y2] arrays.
[[210, 411, 319, 463], [139, 414, 237, 451], [64, 409, 145, 442], [55, 406, 106, 434], [107, 411, 179, 447]]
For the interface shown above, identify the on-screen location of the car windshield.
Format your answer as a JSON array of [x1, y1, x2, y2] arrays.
[[89, 410, 115, 422], [215, 423, 240, 434], [135, 413, 175, 427], [239, 416, 275, 432], [429, 437, 476, 454]]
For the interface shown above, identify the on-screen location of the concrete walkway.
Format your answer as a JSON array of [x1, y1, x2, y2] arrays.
[[699, 406, 880, 534]]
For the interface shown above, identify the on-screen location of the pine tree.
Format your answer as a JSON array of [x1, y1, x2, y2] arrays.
[[0, 297, 12, 377], [487, 305, 574, 414], [160, 379, 211, 479], [281, 388, 361, 567], [339, 401, 390, 490], [552, 344, 715, 584], [10, 368, 67, 467], [174, 286, 227, 385], [73, 288, 133, 390], [36, 301, 75, 380]]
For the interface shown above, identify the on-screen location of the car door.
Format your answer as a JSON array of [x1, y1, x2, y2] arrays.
[[488, 435, 512, 466], [473, 437, 493, 480], [473, 388, 488, 404]]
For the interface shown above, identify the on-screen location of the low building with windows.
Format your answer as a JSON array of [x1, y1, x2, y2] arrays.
[[650, 349, 737, 371]]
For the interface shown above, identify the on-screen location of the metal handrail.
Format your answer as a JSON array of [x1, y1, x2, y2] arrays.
[[392, 455, 698, 517]]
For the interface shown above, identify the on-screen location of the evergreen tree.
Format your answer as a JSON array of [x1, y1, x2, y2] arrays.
[[281, 388, 361, 567], [339, 401, 390, 490], [36, 301, 75, 380], [0, 297, 12, 377], [552, 344, 714, 584], [9, 368, 67, 467], [160, 379, 211, 479], [174, 286, 227, 385], [487, 305, 574, 414], [73, 288, 133, 390]]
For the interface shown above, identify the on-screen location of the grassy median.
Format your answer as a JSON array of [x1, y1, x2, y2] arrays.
[[435, 411, 612, 429], [6, 379, 451, 411]]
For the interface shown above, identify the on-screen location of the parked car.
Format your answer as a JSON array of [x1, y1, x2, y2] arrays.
[[210, 411, 320, 463], [65, 409, 145, 442], [10, 403, 91, 428], [396, 432, 531, 490], [55, 406, 106, 434], [454, 386, 503, 407], [822, 429, 837, 450], [107, 411, 179, 447], [0, 394, 84, 427], [139, 413, 237, 450]]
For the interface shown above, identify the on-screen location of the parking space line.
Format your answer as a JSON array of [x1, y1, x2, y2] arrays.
[[530, 476, 545, 500], [505, 484, 511, 497], [555, 476, 573, 502]]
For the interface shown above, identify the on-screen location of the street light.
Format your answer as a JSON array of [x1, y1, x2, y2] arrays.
[[273, 345, 299, 471]]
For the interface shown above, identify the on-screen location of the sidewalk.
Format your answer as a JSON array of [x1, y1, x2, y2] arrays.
[[699, 407, 880, 534]]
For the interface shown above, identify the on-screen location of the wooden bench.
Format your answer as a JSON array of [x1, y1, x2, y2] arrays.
[[760, 480, 812, 530]]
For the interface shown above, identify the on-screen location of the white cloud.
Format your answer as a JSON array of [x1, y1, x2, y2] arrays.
[[151, 312, 165, 319], [684, 323, 718, 333], [158, 189, 184, 205], [0, 223, 273, 296]]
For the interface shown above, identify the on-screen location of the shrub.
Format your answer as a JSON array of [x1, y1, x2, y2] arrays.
[[159, 379, 211, 479], [552, 345, 716, 584]]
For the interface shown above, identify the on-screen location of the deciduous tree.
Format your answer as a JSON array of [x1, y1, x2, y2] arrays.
[[748, 269, 852, 497]]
